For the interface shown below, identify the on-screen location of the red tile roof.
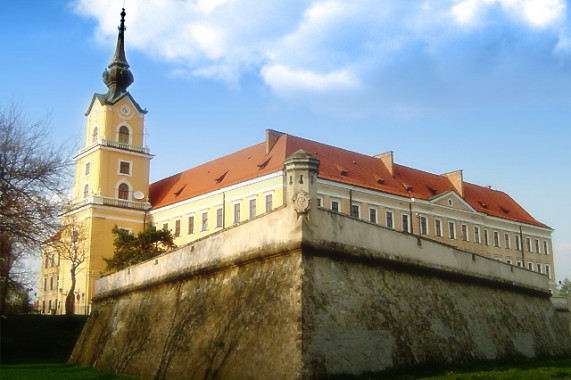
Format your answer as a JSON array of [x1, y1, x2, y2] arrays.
[[149, 131, 548, 228]]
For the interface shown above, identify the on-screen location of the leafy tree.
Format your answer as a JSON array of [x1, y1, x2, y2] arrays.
[[104, 224, 175, 272], [559, 278, 571, 297], [0, 104, 70, 313]]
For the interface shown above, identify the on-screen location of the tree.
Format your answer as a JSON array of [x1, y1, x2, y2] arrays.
[[104, 224, 175, 272], [0, 104, 70, 313], [559, 278, 571, 297], [52, 219, 88, 315]]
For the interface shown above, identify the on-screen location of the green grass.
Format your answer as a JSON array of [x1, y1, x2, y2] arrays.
[[0, 363, 137, 380]]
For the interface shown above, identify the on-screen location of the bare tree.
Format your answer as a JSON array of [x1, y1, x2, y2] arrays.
[[49, 218, 89, 315], [0, 104, 70, 313]]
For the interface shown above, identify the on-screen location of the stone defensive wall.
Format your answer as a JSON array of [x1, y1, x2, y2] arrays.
[[70, 200, 571, 379]]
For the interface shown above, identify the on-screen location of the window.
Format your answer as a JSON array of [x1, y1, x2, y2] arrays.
[[386, 211, 394, 229], [420, 216, 428, 235], [534, 239, 540, 253], [174, 219, 181, 237], [351, 204, 360, 218], [119, 161, 131, 175], [83, 184, 89, 198], [43, 277, 47, 291], [504, 233, 510, 249], [461, 224, 468, 241], [48, 300, 52, 312], [493, 231, 500, 247], [526, 237, 531, 252], [84, 162, 90, 176], [118, 183, 129, 200], [484, 229, 489, 246], [516, 260, 523, 268], [435, 219, 442, 237], [474, 226, 480, 243], [188, 216, 194, 234], [216, 208, 223, 228], [536, 263, 542, 273], [44, 255, 49, 268], [50, 276, 53, 290], [162, 223, 169, 231], [233, 203, 241, 224], [527, 262, 533, 270], [331, 200, 340, 212], [50, 254, 55, 267], [448, 221, 456, 239], [317, 198, 322, 207], [118, 125, 129, 144], [543, 241, 549, 255], [249, 199, 257, 219], [506, 259, 512, 265], [265, 194, 273, 212], [201, 212, 209, 231], [369, 208, 377, 224], [92, 127, 98, 143], [515, 235, 521, 251], [402, 214, 409, 233], [545, 264, 551, 279]]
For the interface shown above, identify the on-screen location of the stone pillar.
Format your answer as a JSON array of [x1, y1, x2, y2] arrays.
[[283, 150, 320, 216]]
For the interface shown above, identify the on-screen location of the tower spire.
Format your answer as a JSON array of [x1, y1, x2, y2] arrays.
[[102, 8, 134, 102]]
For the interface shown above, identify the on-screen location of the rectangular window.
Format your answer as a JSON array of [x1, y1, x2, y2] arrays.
[[449, 221, 456, 239], [461, 224, 468, 241], [249, 199, 257, 219], [516, 260, 523, 268], [493, 231, 500, 247], [331, 200, 340, 212], [351, 204, 360, 218], [536, 263, 542, 273], [543, 241, 548, 255], [119, 161, 131, 175], [506, 259, 512, 265], [233, 203, 241, 224], [50, 276, 53, 290], [528, 262, 533, 270], [504, 233, 510, 249], [174, 219, 181, 237], [420, 216, 428, 235], [515, 235, 521, 251], [435, 219, 442, 237], [526, 237, 532, 252], [484, 229, 489, 246], [43, 277, 47, 291], [317, 198, 322, 207], [201, 212, 208, 231], [188, 216, 194, 234], [84, 162, 90, 176], [474, 226, 480, 243], [386, 211, 394, 229], [545, 264, 551, 279], [44, 255, 49, 269], [162, 222, 169, 231], [534, 239, 540, 253], [265, 194, 273, 212], [369, 208, 377, 224], [216, 208, 223, 228], [402, 214, 409, 233]]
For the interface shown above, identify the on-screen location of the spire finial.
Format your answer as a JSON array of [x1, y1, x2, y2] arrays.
[[102, 8, 134, 102]]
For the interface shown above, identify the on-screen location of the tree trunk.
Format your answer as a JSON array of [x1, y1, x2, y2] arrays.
[[0, 233, 14, 314], [65, 265, 76, 315]]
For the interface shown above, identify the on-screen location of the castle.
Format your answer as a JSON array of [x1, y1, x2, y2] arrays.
[[39, 8, 557, 317]]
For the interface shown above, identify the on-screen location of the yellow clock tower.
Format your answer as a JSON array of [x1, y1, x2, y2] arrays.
[[41, 9, 152, 314]]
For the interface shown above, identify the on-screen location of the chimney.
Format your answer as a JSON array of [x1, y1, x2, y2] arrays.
[[442, 170, 464, 197], [266, 129, 284, 155], [374, 151, 394, 176]]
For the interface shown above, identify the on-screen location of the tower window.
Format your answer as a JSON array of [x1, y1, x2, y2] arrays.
[[118, 183, 129, 200], [84, 162, 90, 176], [119, 161, 131, 175], [118, 125, 130, 144], [83, 184, 89, 199], [92, 127, 98, 143]]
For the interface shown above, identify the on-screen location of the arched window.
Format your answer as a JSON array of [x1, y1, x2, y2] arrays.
[[118, 125, 129, 144], [118, 183, 129, 200], [83, 184, 89, 198], [92, 127, 98, 143]]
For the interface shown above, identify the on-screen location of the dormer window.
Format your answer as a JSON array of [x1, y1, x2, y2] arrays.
[[119, 125, 129, 144]]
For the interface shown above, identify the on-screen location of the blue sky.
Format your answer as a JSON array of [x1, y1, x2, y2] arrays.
[[2, 0, 570, 283]]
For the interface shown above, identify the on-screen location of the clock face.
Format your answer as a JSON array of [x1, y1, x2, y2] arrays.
[[120, 105, 131, 116]]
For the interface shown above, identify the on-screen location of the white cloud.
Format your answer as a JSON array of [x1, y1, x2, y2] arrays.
[[71, 0, 571, 113]]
